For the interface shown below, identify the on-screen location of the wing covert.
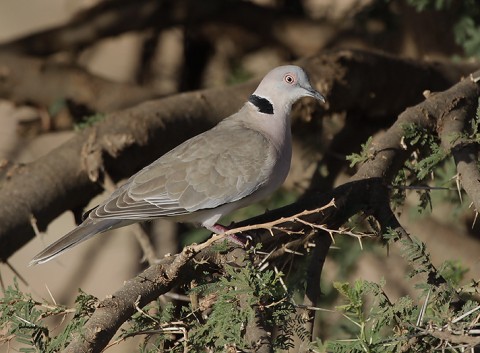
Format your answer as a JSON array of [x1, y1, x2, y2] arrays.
[[89, 122, 277, 221]]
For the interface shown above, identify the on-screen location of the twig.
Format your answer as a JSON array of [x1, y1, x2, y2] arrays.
[[132, 225, 159, 266], [163, 292, 191, 302], [133, 295, 159, 324], [416, 289, 430, 327], [45, 284, 57, 306], [303, 233, 332, 342], [29, 214, 41, 238], [103, 322, 188, 353], [222, 199, 336, 236], [450, 305, 480, 325]]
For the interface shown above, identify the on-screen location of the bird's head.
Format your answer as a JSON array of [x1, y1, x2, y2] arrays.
[[249, 65, 325, 115]]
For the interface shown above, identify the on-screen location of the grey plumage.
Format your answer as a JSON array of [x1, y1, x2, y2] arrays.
[[30, 65, 325, 265]]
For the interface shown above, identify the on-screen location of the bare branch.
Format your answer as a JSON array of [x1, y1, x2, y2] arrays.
[[302, 234, 331, 343], [0, 52, 158, 112], [0, 0, 162, 55]]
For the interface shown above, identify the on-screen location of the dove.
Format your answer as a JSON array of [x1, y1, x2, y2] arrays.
[[30, 65, 325, 265]]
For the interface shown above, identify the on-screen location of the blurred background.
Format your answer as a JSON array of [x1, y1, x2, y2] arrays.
[[1, 0, 480, 351]]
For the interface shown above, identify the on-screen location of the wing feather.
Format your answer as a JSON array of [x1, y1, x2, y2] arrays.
[[89, 119, 277, 222]]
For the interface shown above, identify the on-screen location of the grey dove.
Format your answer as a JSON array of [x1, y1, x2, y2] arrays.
[[30, 65, 325, 265]]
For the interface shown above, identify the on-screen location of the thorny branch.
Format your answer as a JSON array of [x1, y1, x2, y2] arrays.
[[438, 73, 480, 214], [353, 70, 480, 187]]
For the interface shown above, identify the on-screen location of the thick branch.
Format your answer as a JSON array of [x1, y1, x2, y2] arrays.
[[437, 73, 480, 212], [352, 70, 480, 184], [0, 80, 253, 261], [0, 0, 162, 55], [243, 300, 273, 353], [0, 53, 157, 112]]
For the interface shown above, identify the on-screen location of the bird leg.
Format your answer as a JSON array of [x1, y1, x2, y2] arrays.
[[206, 224, 249, 246]]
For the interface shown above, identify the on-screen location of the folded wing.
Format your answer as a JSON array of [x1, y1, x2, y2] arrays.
[[88, 122, 275, 221]]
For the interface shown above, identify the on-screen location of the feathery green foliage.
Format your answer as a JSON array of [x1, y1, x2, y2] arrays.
[[315, 228, 480, 353], [0, 280, 97, 351], [403, 123, 447, 182], [115, 259, 308, 352], [346, 136, 373, 167]]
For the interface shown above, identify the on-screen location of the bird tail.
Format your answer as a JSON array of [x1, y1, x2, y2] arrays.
[[29, 219, 122, 266]]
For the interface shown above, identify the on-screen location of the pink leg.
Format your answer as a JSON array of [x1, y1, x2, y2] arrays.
[[205, 223, 249, 246], [207, 224, 229, 234]]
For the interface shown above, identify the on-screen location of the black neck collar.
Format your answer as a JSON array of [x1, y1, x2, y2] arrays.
[[248, 94, 274, 114]]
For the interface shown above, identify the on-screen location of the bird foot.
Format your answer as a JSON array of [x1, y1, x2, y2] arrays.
[[208, 224, 251, 246]]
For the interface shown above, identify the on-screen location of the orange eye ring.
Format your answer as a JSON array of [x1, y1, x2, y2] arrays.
[[284, 74, 295, 84]]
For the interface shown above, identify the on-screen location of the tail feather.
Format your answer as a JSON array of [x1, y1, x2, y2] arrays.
[[29, 219, 122, 266]]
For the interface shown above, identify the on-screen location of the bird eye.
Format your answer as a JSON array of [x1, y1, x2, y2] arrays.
[[284, 74, 295, 84]]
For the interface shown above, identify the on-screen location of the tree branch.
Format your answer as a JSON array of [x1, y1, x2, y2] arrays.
[[0, 52, 158, 112], [302, 234, 331, 341], [437, 73, 480, 213], [352, 70, 480, 184], [0, 0, 162, 55], [61, 178, 381, 352], [0, 79, 253, 261]]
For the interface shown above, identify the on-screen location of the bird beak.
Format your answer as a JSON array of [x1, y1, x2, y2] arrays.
[[306, 87, 326, 104]]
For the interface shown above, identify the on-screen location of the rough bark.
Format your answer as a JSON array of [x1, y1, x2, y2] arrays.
[[0, 52, 159, 112]]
